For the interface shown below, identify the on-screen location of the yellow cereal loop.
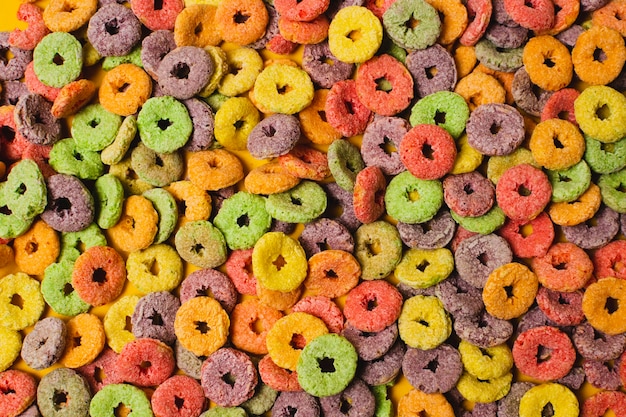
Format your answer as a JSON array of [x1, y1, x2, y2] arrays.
[[328, 6, 383, 64], [0, 327, 21, 372], [218, 47, 263, 97], [252, 232, 308, 292], [0, 272, 45, 331], [166, 180, 212, 226], [548, 183, 601, 226], [450, 134, 483, 174], [519, 384, 579, 417], [199, 46, 228, 97], [126, 244, 184, 294], [103, 295, 139, 353], [174, 4, 221, 47], [395, 248, 454, 289], [174, 296, 230, 357], [61, 313, 106, 368], [574, 85, 626, 144], [425, 0, 468, 45], [454, 45, 477, 79], [107, 195, 158, 253], [529, 119, 584, 170], [253, 64, 315, 115], [454, 71, 506, 111], [487, 148, 539, 185], [398, 295, 451, 350], [214, 97, 260, 150], [458, 340, 513, 380], [265, 312, 328, 371], [398, 390, 455, 417], [13, 219, 60, 276], [483, 262, 539, 320], [456, 371, 513, 403]]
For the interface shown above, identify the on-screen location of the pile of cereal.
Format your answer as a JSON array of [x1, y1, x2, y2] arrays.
[[1, 0, 626, 415]]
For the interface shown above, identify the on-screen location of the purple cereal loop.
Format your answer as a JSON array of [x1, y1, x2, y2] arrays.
[[247, 114, 301, 160], [511, 66, 553, 117], [484, 23, 528, 49], [302, 42, 354, 89], [492, 0, 518, 26], [573, 322, 626, 361], [20, 317, 66, 370], [443, 172, 495, 218], [496, 382, 535, 417], [1, 80, 29, 106], [183, 98, 215, 152], [583, 359, 621, 391], [157, 46, 213, 100], [41, 174, 94, 232], [402, 344, 463, 394], [209, 185, 236, 216], [556, 366, 585, 390], [179, 268, 238, 314], [319, 378, 375, 417], [397, 283, 436, 300], [131, 291, 180, 345], [361, 116, 408, 176], [323, 182, 362, 232], [272, 391, 320, 417], [342, 322, 398, 361], [455, 234, 513, 289], [248, 4, 279, 50], [622, 213, 626, 236], [465, 103, 525, 156], [175, 340, 204, 380], [581, 0, 610, 12], [556, 25, 584, 48], [405, 44, 457, 99], [562, 206, 620, 250], [87, 4, 142, 57], [0, 32, 32, 81], [141, 30, 177, 80], [359, 340, 406, 386], [396, 210, 456, 250], [14, 93, 61, 146], [434, 273, 484, 318], [201, 348, 258, 407], [516, 306, 559, 335], [299, 218, 354, 257], [454, 310, 513, 348], [270, 219, 296, 234]]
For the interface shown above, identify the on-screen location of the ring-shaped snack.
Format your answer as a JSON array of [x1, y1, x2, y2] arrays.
[[215, 0, 268, 45], [398, 390, 455, 417], [37, 368, 91, 417], [583, 277, 626, 335], [395, 248, 454, 289], [61, 313, 106, 368], [107, 195, 158, 253], [137, 95, 192, 153], [353, 166, 386, 224], [548, 182, 601, 226], [90, 384, 152, 417], [174, 296, 230, 357], [354, 220, 403, 280], [483, 262, 539, 320], [252, 232, 308, 292], [253, 64, 314, 115], [213, 191, 272, 250], [214, 97, 260, 151], [496, 164, 552, 222], [328, 6, 383, 64], [522, 35, 573, 91], [174, 4, 221, 47], [230, 299, 283, 355], [131, 0, 183, 31], [455, 371, 513, 403], [398, 295, 451, 350], [126, 244, 183, 294], [572, 25, 626, 86], [72, 245, 125, 307], [244, 162, 301, 195], [400, 124, 457, 180], [0, 272, 44, 331], [383, 0, 441, 50], [304, 250, 361, 299], [42, 0, 97, 33], [344, 280, 403, 333], [574, 85, 626, 144], [529, 119, 585, 170], [99, 64, 152, 117], [298, 89, 342, 145], [103, 295, 138, 353], [33, 32, 82, 88], [519, 383, 579, 417], [512, 326, 576, 381], [531, 242, 593, 292], [13, 219, 59, 276], [174, 220, 227, 269]]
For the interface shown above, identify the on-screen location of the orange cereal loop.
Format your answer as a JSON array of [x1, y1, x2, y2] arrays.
[[215, 0, 269, 45], [572, 25, 626, 86], [245, 162, 301, 195], [107, 195, 158, 253], [51, 79, 96, 119], [298, 89, 342, 145], [174, 296, 230, 357], [304, 250, 361, 299], [583, 277, 626, 335], [474, 64, 515, 105], [548, 182, 601, 227], [523, 35, 573, 91], [593, 0, 626, 37], [397, 389, 455, 417], [72, 246, 126, 307], [230, 299, 283, 355], [43, 0, 97, 33], [529, 118, 584, 170], [61, 313, 106, 368], [0, 245, 13, 268], [483, 263, 539, 320], [257, 282, 302, 311], [425, 0, 468, 45], [187, 149, 244, 191], [165, 180, 212, 225], [99, 64, 153, 117], [454, 45, 478, 79], [454, 71, 506, 111], [278, 145, 330, 181], [278, 15, 330, 45], [13, 220, 59, 276], [174, 4, 221, 47]]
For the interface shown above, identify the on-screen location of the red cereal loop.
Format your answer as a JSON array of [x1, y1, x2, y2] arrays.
[[503, 0, 555, 32], [498, 212, 555, 259], [274, 0, 330, 22], [24, 61, 60, 102], [512, 326, 576, 381], [353, 165, 387, 224], [225, 248, 257, 295], [365, 0, 397, 18], [593, 240, 626, 280], [267, 35, 298, 55], [151, 375, 206, 417], [72, 246, 127, 307], [116, 338, 176, 387], [496, 164, 552, 222], [343, 280, 403, 333], [460, 0, 492, 46], [230, 298, 283, 355], [326, 80, 372, 137], [400, 124, 457, 180], [355, 54, 414, 116], [540, 88, 580, 126], [582, 391, 626, 417], [531, 242, 594, 292], [258, 354, 302, 392], [131, 0, 184, 31], [0, 106, 28, 161], [8, 3, 50, 50], [450, 226, 478, 253], [292, 296, 345, 334], [278, 145, 330, 181], [0, 370, 36, 417]]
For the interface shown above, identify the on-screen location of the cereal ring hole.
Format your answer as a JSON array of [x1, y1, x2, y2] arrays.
[[233, 11, 250, 24], [290, 333, 306, 350], [317, 357, 335, 373], [596, 103, 611, 120], [125, 316, 132, 332], [593, 47, 606, 63], [51, 197, 71, 213], [195, 321, 210, 334], [221, 372, 236, 387], [10, 293, 23, 309], [605, 296, 619, 314], [53, 53, 64, 66], [174, 396, 185, 409], [273, 254, 287, 270], [92, 268, 107, 284], [536, 344, 552, 363], [115, 404, 131, 417], [366, 240, 383, 255], [517, 184, 531, 196], [148, 310, 163, 326], [1, 125, 16, 142], [434, 110, 447, 125], [53, 390, 68, 410], [171, 63, 190, 80], [158, 118, 172, 130], [154, 0, 163, 11], [63, 282, 75, 296], [73, 336, 82, 346]]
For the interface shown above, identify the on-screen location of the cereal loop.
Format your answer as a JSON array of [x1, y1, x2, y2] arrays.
[[99, 64, 152, 117], [252, 232, 308, 292], [522, 35, 573, 91], [61, 313, 106, 368], [572, 25, 626, 86], [174, 296, 230, 357], [215, 0, 269, 45], [131, 0, 184, 31], [398, 390, 455, 417], [188, 149, 244, 191], [72, 245, 126, 307], [107, 195, 158, 253], [583, 278, 626, 335], [174, 4, 221, 47], [483, 262, 539, 320], [43, 0, 97, 33], [328, 6, 383, 64], [13, 219, 59, 276]]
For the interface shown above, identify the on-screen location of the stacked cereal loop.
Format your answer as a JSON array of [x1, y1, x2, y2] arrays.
[[3, 0, 626, 415]]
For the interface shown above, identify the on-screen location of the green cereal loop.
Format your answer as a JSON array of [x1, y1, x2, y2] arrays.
[[384, 39, 407, 64], [49, 138, 104, 180], [398, 295, 451, 350], [456, 371, 513, 403], [174, 220, 228, 269], [218, 47, 263, 97], [328, 6, 383, 64], [101, 115, 138, 166], [42, 261, 91, 316], [38, 368, 92, 417], [214, 97, 260, 151], [200, 407, 248, 417], [95, 174, 124, 229], [143, 188, 178, 244], [90, 384, 154, 417], [204, 92, 230, 113], [131, 143, 184, 187], [0, 272, 45, 331], [33, 32, 83, 88], [409, 91, 470, 139], [253, 64, 315, 115], [3, 159, 47, 219], [372, 384, 393, 417], [297, 334, 358, 397], [72, 104, 123, 151], [574, 85, 626, 143], [241, 383, 278, 416], [138, 96, 193, 153], [474, 39, 523, 73], [385, 171, 443, 223], [265, 181, 327, 224], [382, 0, 441, 51], [395, 248, 454, 289], [214, 191, 272, 250], [102, 45, 143, 71], [458, 340, 513, 380], [354, 221, 403, 280], [546, 160, 591, 203], [0, 183, 32, 238], [59, 223, 107, 263], [598, 168, 626, 213], [518, 383, 579, 417], [487, 148, 539, 185], [451, 205, 506, 235], [108, 158, 154, 196], [328, 139, 365, 191], [199, 46, 229, 97], [584, 135, 626, 174], [126, 244, 184, 293]]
